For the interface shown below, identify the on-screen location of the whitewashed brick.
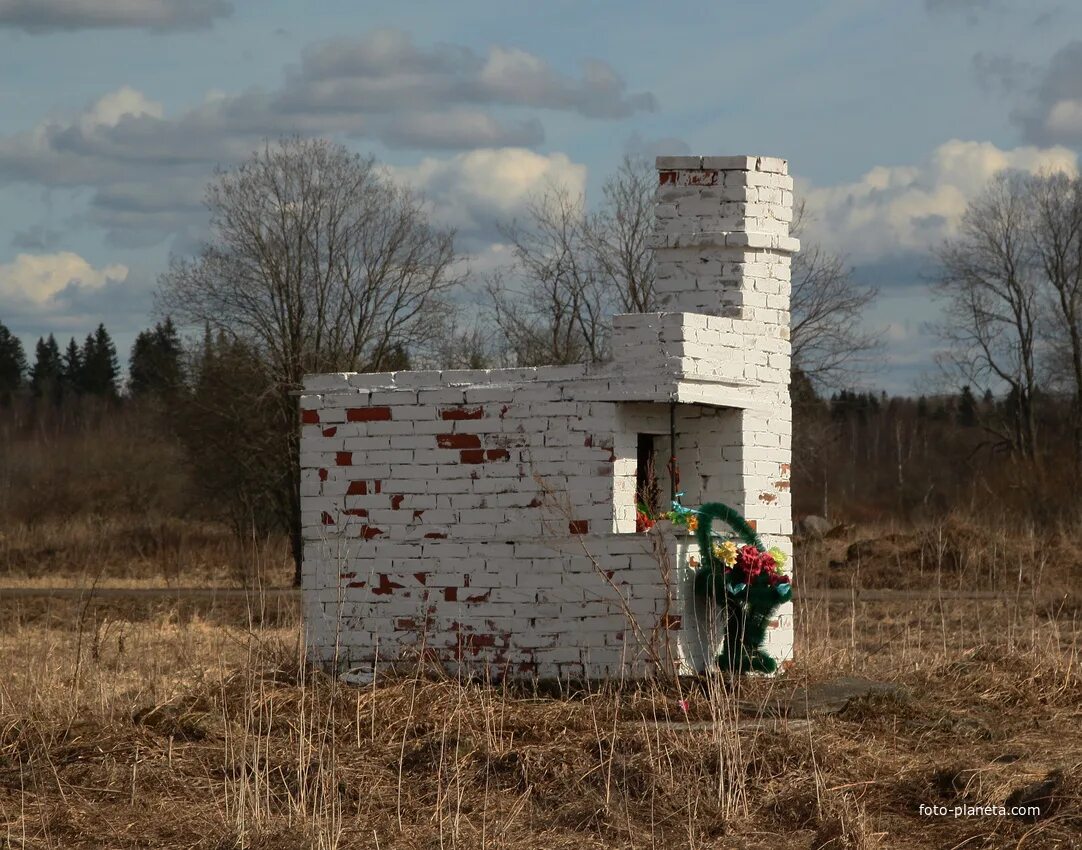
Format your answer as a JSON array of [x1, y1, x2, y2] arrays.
[[300, 152, 795, 680]]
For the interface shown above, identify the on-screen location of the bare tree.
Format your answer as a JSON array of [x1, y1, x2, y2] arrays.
[[1028, 171, 1082, 468], [489, 154, 657, 367], [489, 186, 608, 366], [588, 154, 657, 313], [158, 137, 463, 583], [789, 201, 881, 388], [420, 308, 496, 370], [933, 171, 1041, 460]]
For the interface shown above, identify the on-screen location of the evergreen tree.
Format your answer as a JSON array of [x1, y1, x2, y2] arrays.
[[917, 395, 928, 418], [957, 385, 978, 427], [129, 317, 183, 398], [61, 337, 84, 398], [790, 367, 820, 406], [0, 321, 27, 402], [30, 334, 63, 402], [81, 324, 119, 397]]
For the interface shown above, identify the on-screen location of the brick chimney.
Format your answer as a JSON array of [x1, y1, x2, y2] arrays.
[[651, 155, 798, 323]]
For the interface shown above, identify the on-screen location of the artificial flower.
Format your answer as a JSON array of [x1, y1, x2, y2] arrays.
[[686, 515, 699, 532], [712, 540, 738, 567], [736, 546, 777, 581], [768, 547, 788, 570]]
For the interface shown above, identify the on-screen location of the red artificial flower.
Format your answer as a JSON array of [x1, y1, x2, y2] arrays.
[[636, 510, 655, 533], [736, 545, 777, 581]]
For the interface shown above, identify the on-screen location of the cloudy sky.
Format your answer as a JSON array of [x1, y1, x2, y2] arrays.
[[1, 0, 1081, 393]]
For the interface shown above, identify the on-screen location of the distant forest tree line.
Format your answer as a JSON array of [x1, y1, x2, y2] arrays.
[[3, 137, 1082, 583]]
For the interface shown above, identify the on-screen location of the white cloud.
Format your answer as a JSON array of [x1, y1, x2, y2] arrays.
[[386, 148, 588, 235], [802, 139, 1078, 261], [0, 31, 651, 248], [1044, 99, 1082, 139], [79, 86, 163, 131], [0, 251, 128, 306]]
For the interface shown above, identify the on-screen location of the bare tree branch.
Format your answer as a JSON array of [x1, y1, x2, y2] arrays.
[[931, 171, 1041, 460], [789, 200, 882, 388]]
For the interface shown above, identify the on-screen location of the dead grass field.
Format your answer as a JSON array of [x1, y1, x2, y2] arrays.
[[0, 516, 1079, 849]]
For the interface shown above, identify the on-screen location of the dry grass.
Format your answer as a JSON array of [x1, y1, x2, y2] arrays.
[[0, 552, 1079, 848], [0, 517, 293, 589]]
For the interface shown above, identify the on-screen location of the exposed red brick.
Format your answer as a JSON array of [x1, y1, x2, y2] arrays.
[[465, 590, 491, 604], [336, 452, 352, 466], [527, 497, 542, 508], [568, 520, 589, 535], [413, 572, 427, 585], [440, 406, 484, 420], [464, 633, 497, 652], [460, 449, 485, 464], [321, 512, 335, 526], [395, 618, 418, 630], [774, 480, 791, 491], [443, 587, 457, 602], [604, 570, 615, 580], [660, 614, 683, 630], [486, 448, 509, 461], [318, 468, 328, 482], [436, 433, 481, 449], [660, 169, 719, 186], [344, 508, 368, 517], [768, 618, 781, 629], [759, 492, 777, 503], [391, 494, 404, 509], [347, 481, 367, 495], [347, 407, 392, 422], [371, 574, 403, 596], [583, 435, 593, 447], [499, 405, 510, 419], [347, 581, 366, 588], [339, 572, 356, 580], [301, 409, 320, 424], [780, 463, 791, 475], [412, 509, 424, 521], [747, 519, 757, 531], [360, 525, 384, 541], [374, 481, 382, 494], [322, 426, 337, 437], [425, 532, 447, 540]]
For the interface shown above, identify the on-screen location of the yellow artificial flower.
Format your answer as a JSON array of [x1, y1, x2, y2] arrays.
[[686, 515, 699, 532], [712, 540, 738, 567], [768, 547, 788, 570]]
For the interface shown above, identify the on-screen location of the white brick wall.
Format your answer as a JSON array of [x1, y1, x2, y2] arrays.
[[300, 153, 795, 680]]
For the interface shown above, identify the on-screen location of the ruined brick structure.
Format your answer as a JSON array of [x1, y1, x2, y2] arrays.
[[300, 154, 797, 680]]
